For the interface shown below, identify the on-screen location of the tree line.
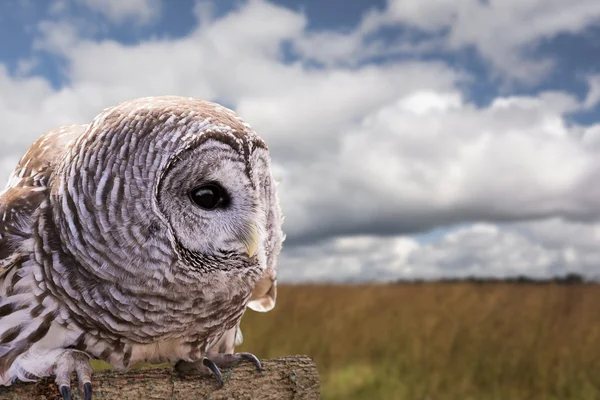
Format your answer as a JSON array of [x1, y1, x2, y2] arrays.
[[395, 273, 588, 285]]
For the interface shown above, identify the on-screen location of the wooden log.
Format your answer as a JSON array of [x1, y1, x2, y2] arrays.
[[0, 355, 320, 399]]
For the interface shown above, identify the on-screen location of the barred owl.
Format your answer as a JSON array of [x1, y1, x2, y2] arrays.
[[0, 96, 283, 399]]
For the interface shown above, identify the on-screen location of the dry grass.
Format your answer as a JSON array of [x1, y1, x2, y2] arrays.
[[237, 283, 600, 400]]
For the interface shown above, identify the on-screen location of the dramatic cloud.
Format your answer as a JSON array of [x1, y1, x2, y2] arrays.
[[279, 89, 600, 244], [0, 0, 599, 281], [281, 218, 600, 282], [295, 0, 600, 83]]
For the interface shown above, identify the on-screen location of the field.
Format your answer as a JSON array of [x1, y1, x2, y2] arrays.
[[237, 283, 600, 400]]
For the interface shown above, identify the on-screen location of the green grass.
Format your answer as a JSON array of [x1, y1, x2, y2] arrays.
[[237, 283, 600, 400]]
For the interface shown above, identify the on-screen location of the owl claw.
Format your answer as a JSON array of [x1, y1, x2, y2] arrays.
[[60, 385, 72, 400], [174, 352, 262, 388], [202, 357, 224, 387], [238, 352, 262, 372], [206, 351, 263, 372], [84, 382, 93, 400], [54, 350, 93, 400]]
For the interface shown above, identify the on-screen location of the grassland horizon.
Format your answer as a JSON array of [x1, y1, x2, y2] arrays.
[[238, 283, 600, 400]]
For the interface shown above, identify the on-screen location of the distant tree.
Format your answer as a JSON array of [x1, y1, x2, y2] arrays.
[[554, 273, 584, 284], [393, 272, 591, 285]]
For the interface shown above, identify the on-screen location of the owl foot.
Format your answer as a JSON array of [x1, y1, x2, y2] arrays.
[[203, 352, 263, 387], [54, 350, 93, 400], [174, 352, 262, 388], [202, 357, 223, 387], [205, 351, 263, 372]]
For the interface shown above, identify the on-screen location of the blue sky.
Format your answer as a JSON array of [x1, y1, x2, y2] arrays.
[[0, 0, 600, 281], [2, 0, 598, 107]]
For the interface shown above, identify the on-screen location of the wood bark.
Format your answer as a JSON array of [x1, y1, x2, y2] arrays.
[[0, 355, 320, 399]]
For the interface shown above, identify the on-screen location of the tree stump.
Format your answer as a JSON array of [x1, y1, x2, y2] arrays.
[[0, 355, 320, 399]]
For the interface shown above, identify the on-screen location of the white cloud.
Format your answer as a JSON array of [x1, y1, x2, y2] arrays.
[[584, 74, 600, 109], [34, 20, 79, 54], [15, 58, 38, 77], [302, 0, 600, 83], [280, 235, 421, 282], [280, 218, 599, 282], [409, 223, 557, 278], [291, 28, 440, 67], [372, 0, 463, 32], [0, 66, 65, 147], [48, 0, 69, 16], [441, 0, 600, 82], [15, 0, 460, 162], [0, 0, 599, 282], [74, 0, 162, 25], [279, 89, 599, 243], [4, 1, 600, 238]]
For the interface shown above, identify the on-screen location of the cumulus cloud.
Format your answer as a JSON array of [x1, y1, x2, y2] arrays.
[[34, 20, 79, 54], [2, 0, 460, 172], [1, 0, 600, 281], [295, 0, 600, 83], [280, 219, 599, 282], [584, 74, 600, 110], [74, 0, 162, 26], [280, 235, 420, 282], [280, 89, 600, 244], [390, 0, 600, 82], [291, 27, 439, 68]]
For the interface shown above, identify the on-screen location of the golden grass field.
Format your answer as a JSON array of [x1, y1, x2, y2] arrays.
[[237, 283, 600, 400]]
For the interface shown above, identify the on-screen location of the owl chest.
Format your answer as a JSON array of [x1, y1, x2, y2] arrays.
[[99, 297, 249, 368], [85, 274, 256, 367]]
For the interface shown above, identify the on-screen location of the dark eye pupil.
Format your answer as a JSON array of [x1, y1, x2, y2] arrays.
[[189, 184, 227, 210]]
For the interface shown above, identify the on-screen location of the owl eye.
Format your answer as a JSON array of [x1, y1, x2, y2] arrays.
[[189, 183, 228, 210]]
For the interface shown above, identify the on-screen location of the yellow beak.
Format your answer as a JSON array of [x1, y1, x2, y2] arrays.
[[243, 224, 259, 258]]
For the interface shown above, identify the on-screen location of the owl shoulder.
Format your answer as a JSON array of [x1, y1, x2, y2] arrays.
[[0, 124, 86, 267]]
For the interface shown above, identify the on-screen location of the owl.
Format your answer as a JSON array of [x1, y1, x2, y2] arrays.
[[0, 96, 283, 399]]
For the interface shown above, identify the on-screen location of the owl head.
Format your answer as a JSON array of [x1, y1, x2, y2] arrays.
[[50, 97, 283, 309]]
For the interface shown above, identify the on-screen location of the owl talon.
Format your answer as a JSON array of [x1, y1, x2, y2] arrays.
[[202, 357, 224, 387], [84, 381, 93, 400], [60, 385, 72, 400], [238, 352, 262, 372], [54, 350, 93, 399], [205, 351, 263, 372]]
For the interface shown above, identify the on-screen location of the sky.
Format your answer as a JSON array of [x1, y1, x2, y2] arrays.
[[0, 0, 599, 282]]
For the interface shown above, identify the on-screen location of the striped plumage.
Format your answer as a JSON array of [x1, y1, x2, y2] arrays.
[[0, 97, 283, 396]]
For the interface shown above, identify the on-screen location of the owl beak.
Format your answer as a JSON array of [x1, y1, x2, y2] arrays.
[[243, 224, 259, 258]]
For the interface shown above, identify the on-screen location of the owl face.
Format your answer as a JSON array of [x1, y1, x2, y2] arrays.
[[156, 135, 267, 265], [50, 97, 281, 286]]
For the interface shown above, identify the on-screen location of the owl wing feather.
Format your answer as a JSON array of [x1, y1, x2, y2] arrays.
[[0, 125, 85, 271], [0, 125, 85, 380]]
